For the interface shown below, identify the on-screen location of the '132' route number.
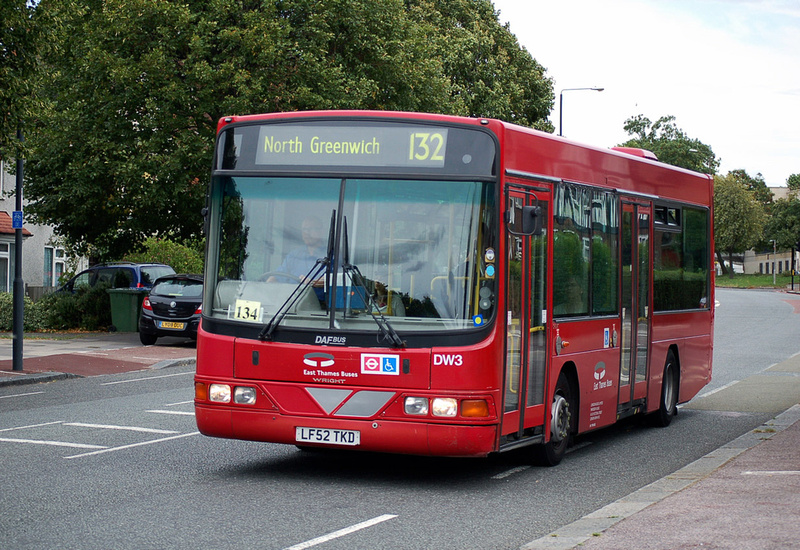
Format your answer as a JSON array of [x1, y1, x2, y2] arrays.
[[409, 132, 445, 162]]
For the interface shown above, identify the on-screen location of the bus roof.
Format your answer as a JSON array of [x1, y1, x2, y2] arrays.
[[216, 110, 713, 206]]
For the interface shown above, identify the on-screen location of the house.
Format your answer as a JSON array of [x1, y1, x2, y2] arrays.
[[0, 159, 84, 299]]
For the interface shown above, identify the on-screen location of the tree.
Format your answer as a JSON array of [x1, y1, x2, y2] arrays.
[[409, 0, 554, 131], [0, 1, 41, 155], [786, 173, 800, 192], [24, 0, 554, 260], [764, 196, 800, 252], [619, 114, 719, 174], [714, 173, 766, 277], [724, 169, 772, 206]]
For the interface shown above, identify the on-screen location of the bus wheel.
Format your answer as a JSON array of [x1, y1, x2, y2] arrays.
[[650, 351, 678, 427], [533, 372, 574, 466]]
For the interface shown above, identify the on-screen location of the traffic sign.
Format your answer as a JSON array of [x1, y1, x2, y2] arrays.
[[11, 210, 23, 229]]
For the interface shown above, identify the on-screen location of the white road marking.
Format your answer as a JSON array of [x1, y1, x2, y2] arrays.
[[65, 422, 179, 434], [0, 391, 45, 399], [0, 437, 107, 450], [147, 410, 195, 416], [63, 431, 200, 459], [283, 514, 398, 550], [0, 421, 63, 432], [165, 400, 194, 406], [696, 380, 739, 399], [100, 371, 194, 386]]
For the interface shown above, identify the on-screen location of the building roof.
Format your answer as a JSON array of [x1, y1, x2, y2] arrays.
[[770, 187, 799, 201], [0, 211, 33, 236]]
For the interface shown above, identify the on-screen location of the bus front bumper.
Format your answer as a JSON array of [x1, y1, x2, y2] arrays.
[[195, 404, 498, 457]]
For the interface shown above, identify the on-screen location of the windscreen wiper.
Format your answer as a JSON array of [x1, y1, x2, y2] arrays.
[[340, 218, 405, 348], [259, 211, 336, 341]]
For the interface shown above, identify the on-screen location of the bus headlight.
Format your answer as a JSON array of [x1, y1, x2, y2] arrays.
[[234, 386, 257, 405], [432, 397, 458, 417], [209, 384, 231, 403], [404, 396, 429, 415]]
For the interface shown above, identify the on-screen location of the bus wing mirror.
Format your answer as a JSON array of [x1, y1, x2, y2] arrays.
[[522, 205, 542, 236]]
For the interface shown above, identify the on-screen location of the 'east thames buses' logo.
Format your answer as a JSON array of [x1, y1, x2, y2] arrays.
[[593, 361, 612, 390], [303, 353, 335, 369]]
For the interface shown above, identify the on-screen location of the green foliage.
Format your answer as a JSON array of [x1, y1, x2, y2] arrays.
[[409, 0, 554, 130], [763, 196, 800, 251], [787, 173, 800, 191], [715, 272, 795, 289], [618, 114, 719, 174], [0, 284, 113, 332], [123, 237, 204, 274], [0, 1, 41, 154], [45, 284, 112, 331], [714, 172, 766, 276], [0, 292, 40, 331], [73, 283, 113, 331], [35, 291, 81, 330], [724, 169, 772, 206], [24, 0, 554, 261]]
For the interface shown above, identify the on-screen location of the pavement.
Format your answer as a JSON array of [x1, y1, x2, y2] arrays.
[[522, 404, 800, 550], [0, 331, 196, 386], [1, 332, 798, 550]]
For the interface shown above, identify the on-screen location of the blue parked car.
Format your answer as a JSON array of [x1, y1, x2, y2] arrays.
[[59, 262, 175, 292]]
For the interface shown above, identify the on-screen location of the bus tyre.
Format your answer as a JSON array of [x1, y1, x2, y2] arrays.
[[650, 352, 678, 427], [533, 372, 574, 466]]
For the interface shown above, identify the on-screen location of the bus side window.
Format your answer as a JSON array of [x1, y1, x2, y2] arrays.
[[553, 183, 590, 317]]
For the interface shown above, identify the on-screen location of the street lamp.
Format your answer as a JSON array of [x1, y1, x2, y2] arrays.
[[559, 87, 604, 137], [771, 239, 777, 285]]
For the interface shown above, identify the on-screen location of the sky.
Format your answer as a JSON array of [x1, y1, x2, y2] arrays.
[[491, 0, 800, 186]]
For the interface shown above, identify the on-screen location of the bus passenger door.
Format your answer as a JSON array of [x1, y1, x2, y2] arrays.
[[503, 187, 549, 440], [619, 202, 652, 410]]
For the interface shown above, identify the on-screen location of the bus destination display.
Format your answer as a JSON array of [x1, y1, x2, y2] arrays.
[[255, 125, 449, 168]]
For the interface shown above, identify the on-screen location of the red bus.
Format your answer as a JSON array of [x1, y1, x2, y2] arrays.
[[194, 110, 714, 465]]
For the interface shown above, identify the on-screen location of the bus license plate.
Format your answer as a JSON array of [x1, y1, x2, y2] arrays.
[[296, 427, 360, 446], [158, 321, 186, 330]]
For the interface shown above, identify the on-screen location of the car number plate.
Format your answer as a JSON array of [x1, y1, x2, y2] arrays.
[[158, 321, 186, 330], [295, 427, 360, 446]]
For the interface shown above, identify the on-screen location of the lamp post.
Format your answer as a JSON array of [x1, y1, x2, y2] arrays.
[[559, 87, 604, 137], [771, 239, 777, 285]]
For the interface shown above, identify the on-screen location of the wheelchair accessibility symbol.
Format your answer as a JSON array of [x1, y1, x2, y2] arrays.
[[382, 357, 397, 372], [361, 353, 400, 375]]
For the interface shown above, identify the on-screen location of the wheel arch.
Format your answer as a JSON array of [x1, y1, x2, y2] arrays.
[[558, 361, 580, 399], [666, 344, 681, 402]]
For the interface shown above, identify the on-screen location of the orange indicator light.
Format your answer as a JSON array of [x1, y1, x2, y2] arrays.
[[461, 399, 490, 417]]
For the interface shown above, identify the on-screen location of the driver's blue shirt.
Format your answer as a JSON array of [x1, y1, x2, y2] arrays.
[[275, 246, 326, 299], [276, 246, 325, 279]]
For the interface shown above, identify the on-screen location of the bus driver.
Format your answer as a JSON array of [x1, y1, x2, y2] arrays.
[[268, 217, 327, 296]]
